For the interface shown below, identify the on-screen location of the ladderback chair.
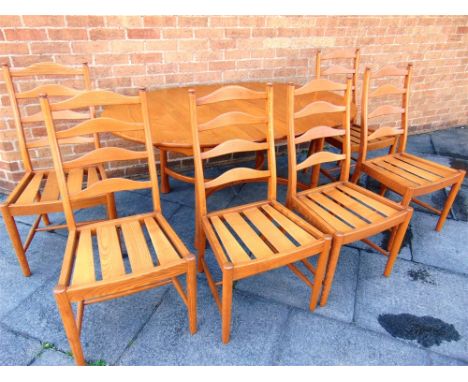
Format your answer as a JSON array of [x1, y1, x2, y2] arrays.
[[315, 48, 360, 107], [40, 89, 197, 365], [352, 64, 466, 232], [286, 76, 413, 307], [189, 84, 331, 344], [306, 48, 365, 180], [1, 62, 116, 277]]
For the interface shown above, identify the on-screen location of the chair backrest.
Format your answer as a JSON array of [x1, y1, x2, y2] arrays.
[[189, 84, 275, 218], [315, 48, 360, 106], [39, 89, 160, 230], [359, 63, 413, 161], [286, 77, 353, 201], [2, 62, 98, 173]]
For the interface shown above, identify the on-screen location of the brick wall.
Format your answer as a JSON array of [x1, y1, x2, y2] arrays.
[[0, 15, 467, 192]]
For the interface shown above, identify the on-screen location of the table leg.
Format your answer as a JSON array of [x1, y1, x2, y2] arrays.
[[159, 148, 171, 194]]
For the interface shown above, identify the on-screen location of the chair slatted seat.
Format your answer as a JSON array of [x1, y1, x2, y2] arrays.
[[190, 84, 331, 344], [40, 89, 196, 365], [69, 215, 185, 290], [1, 62, 116, 277], [352, 65, 466, 232], [286, 77, 413, 308]]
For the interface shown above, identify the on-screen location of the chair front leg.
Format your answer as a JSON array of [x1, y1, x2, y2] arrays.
[[436, 173, 465, 232], [221, 264, 234, 344], [1, 206, 31, 277], [384, 209, 413, 277], [54, 291, 86, 366], [186, 255, 198, 334], [320, 235, 344, 307], [309, 238, 330, 311]]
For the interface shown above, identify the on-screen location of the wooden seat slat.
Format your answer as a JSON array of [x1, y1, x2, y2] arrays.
[[261, 204, 315, 245], [40, 171, 60, 202], [308, 192, 368, 229], [16, 172, 44, 204], [121, 221, 154, 273], [96, 224, 125, 280], [71, 229, 95, 286], [144, 217, 181, 266], [223, 211, 273, 259], [336, 184, 398, 216], [209, 215, 251, 264], [243, 207, 297, 252]]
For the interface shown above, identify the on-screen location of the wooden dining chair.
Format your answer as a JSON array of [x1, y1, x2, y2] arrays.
[[322, 49, 402, 166], [40, 89, 197, 365], [189, 84, 331, 343], [305, 48, 367, 181], [1, 62, 116, 277], [286, 76, 413, 307], [352, 64, 466, 232]]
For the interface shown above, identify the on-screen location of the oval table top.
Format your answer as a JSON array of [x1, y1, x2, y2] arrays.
[[102, 82, 356, 151]]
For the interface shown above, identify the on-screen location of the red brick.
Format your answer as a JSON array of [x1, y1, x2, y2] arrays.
[[95, 54, 129, 65], [209, 61, 236, 71], [105, 16, 143, 27], [47, 28, 88, 41], [143, 16, 177, 27], [177, 16, 208, 27], [127, 28, 160, 39], [0, 42, 29, 55], [66, 16, 105, 27], [0, 16, 22, 27], [162, 28, 193, 39], [210, 16, 238, 27], [225, 28, 251, 38], [12, 55, 53, 66], [71, 41, 110, 54], [89, 28, 125, 40], [131, 53, 163, 64], [210, 39, 236, 50], [30, 42, 71, 54], [23, 15, 65, 26], [4, 28, 46, 41]]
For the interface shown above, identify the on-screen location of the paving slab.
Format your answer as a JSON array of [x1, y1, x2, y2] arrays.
[[117, 282, 288, 365], [0, 220, 67, 319], [167, 205, 196, 253], [276, 309, 434, 365], [406, 133, 436, 156], [0, 326, 42, 366], [411, 211, 468, 275], [431, 126, 468, 160], [0, 276, 169, 365], [236, 246, 360, 323], [355, 253, 468, 361], [346, 227, 412, 261], [30, 349, 75, 366]]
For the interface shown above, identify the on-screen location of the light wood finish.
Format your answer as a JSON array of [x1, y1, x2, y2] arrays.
[[189, 84, 331, 343], [286, 77, 413, 307], [102, 82, 356, 193], [352, 64, 465, 232], [313, 49, 397, 176], [40, 89, 197, 365], [0, 62, 116, 277]]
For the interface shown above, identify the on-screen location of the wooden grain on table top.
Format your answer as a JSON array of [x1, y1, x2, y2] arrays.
[[102, 82, 356, 149]]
